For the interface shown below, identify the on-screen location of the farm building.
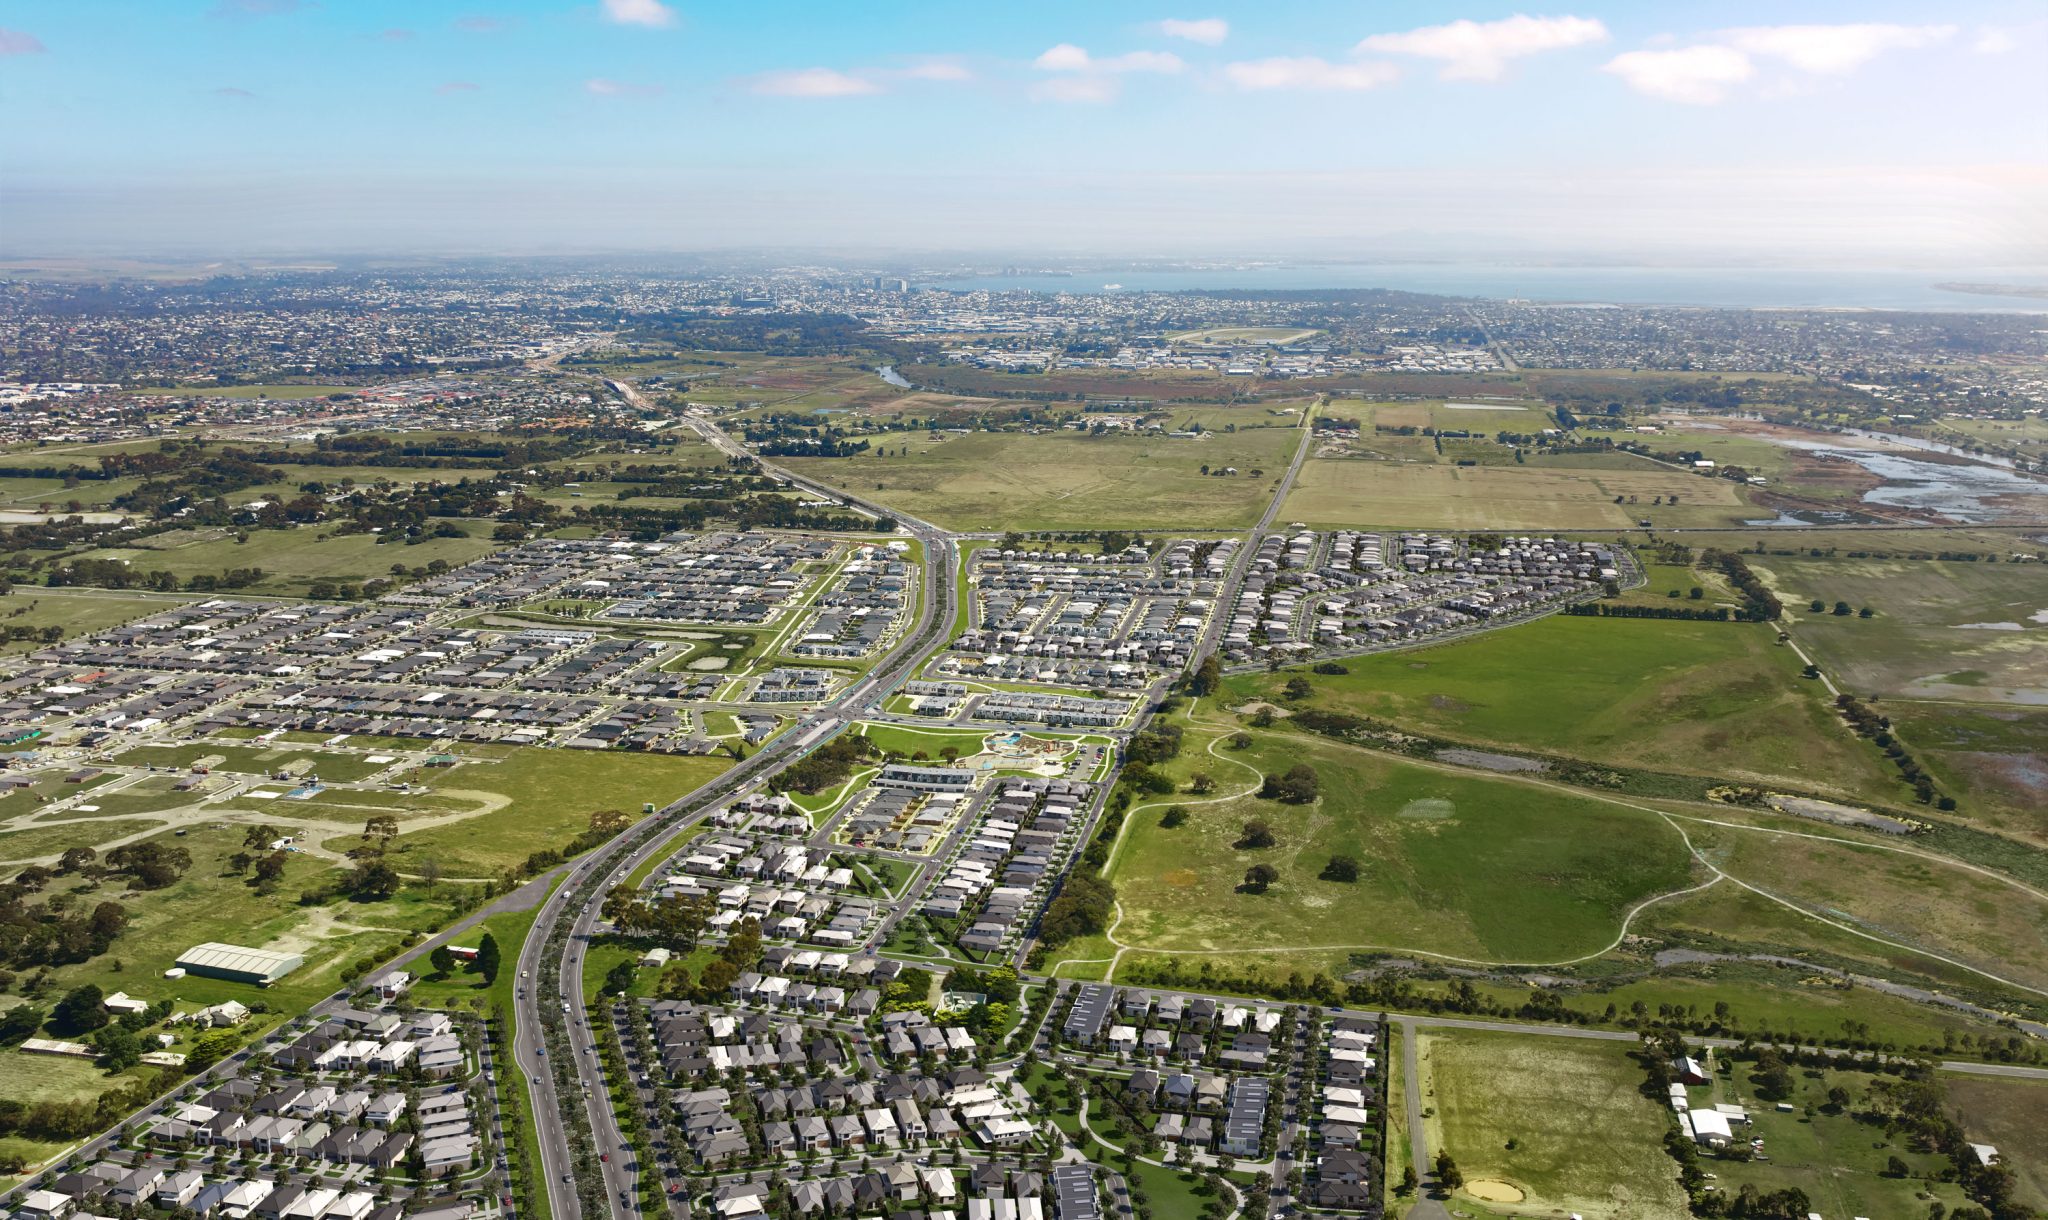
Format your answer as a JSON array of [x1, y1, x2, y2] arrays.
[[175, 942, 305, 986]]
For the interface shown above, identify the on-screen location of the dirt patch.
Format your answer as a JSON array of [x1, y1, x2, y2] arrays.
[[1465, 1179, 1526, 1204], [1428, 693, 1470, 711], [1233, 701, 1291, 719], [1162, 869, 1199, 888], [1437, 747, 1544, 774], [1766, 794, 1920, 835], [687, 656, 729, 671]]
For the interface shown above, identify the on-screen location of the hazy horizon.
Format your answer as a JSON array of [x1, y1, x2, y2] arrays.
[[3, 1, 2045, 263]]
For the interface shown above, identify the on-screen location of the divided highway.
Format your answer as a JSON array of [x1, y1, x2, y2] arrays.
[[519, 378, 957, 1219]]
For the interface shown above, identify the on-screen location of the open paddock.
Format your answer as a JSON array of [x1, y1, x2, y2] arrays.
[[1281, 458, 1756, 530]]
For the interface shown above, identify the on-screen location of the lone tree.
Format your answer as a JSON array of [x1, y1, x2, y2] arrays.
[[1259, 764, 1319, 804], [1283, 676, 1313, 701], [1320, 855, 1360, 883], [1235, 820, 1277, 850], [428, 944, 457, 976], [1241, 864, 1279, 893], [1159, 806, 1189, 829], [475, 932, 502, 985]]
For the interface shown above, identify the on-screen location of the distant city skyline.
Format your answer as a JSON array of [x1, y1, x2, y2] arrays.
[[2, 0, 2044, 261]]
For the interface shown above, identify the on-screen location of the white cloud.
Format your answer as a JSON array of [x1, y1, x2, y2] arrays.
[[751, 67, 882, 97], [1031, 75, 1120, 104], [1158, 18, 1228, 46], [1034, 43, 1092, 72], [1972, 27, 2017, 54], [1222, 56, 1400, 92], [0, 28, 46, 55], [585, 77, 661, 97], [599, 0, 675, 29], [1033, 44, 1183, 73], [1357, 13, 1608, 81], [1602, 45, 1753, 104], [1722, 23, 1954, 74]]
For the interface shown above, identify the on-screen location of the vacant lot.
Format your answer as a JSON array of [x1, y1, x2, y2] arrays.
[[72, 527, 500, 597], [0, 587, 181, 651], [1281, 458, 1755, 530], [1424, 1030, 1689, 1220], [1754, 554, 2048, 704], [1104, 723, 1695, 965], [1226, 615, 1900, 805], [377, 748, 732, 877], [784, 427, 1301, 531]]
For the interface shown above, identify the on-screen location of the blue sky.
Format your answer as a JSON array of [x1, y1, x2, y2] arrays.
[[2, 1, 2044, 260]]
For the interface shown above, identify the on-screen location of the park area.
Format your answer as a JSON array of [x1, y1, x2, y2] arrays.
[[1087, 717, 1697, 970]]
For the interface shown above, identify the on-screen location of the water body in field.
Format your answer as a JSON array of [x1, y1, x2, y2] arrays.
[[876, 365, 912, 389], [930, 264, 2048, 312], [1775, 439, 2048, 523]]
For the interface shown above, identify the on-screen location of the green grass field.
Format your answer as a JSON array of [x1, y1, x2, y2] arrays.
[[1225, 615, 1900, 806], [71, 527, 501, 597], [1094, 719, 1696, 966], [0, 588, 184, 651], [378, 748, 732, 877], [110, 742, 392, 783], [1423, 1029, 1690, 1220], [782, 426, 1302, 531], [1281, 454, 1754, 530], [1752, 554, 2048, 703], [0, 818, 160, 862]]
